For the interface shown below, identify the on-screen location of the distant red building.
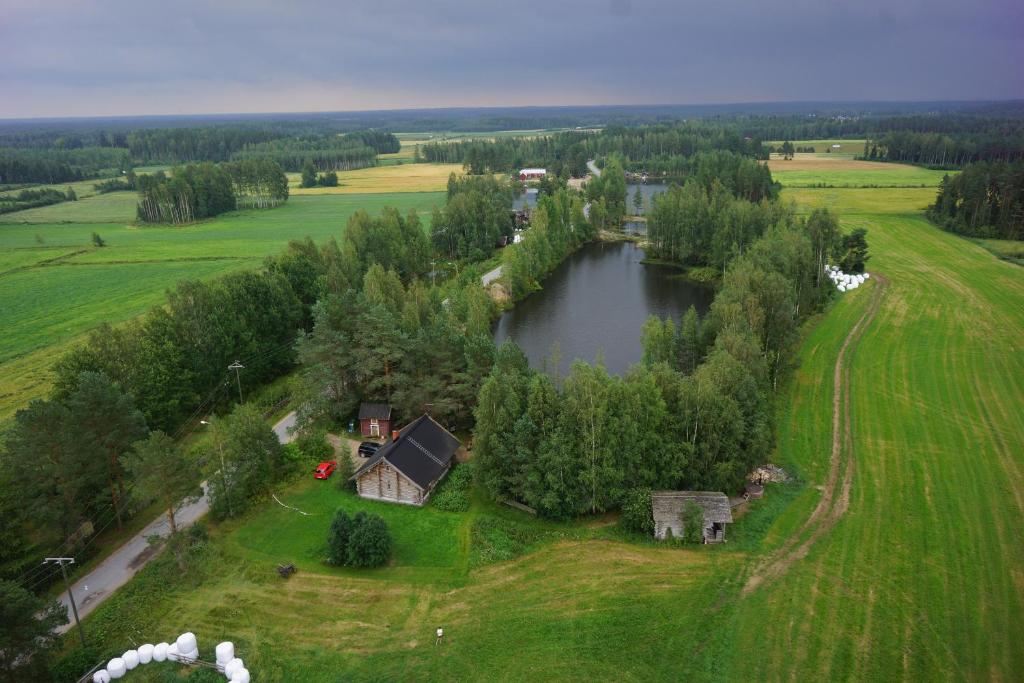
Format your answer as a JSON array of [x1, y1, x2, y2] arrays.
[[358, 403, 392, 438], [518, 168, 546, 181]]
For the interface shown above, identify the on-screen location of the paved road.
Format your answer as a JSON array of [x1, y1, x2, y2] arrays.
[[481, 264, 503, 287], [56, 411, 299, 631], [587, 159, 601, 177]]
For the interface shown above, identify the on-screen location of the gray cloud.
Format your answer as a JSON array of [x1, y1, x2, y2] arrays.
[[1, 0, 1021, 117]]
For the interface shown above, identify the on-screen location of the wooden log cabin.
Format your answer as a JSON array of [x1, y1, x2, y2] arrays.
[[350, 414, 460, 506], [651, 491, 734, 543]]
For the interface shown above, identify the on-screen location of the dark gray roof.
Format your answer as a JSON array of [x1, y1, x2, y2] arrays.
[[351, 414, 460, 490], [358, 403, 392, 420], [651, 491, 733, 525]]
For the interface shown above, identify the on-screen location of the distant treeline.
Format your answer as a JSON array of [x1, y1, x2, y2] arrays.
[[420, 124, 768, 177], [928, 161, 1024, 240], [0, 187, 75, 215], [126, 128, 281, 163], [136, 160, 287, 223], [0, 147, 130, 184], [861, 131, 1024, 166], [232, 135, 375, 172]]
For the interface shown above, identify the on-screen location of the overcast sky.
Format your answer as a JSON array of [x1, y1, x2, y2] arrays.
[[1, 0, 1021, 119]]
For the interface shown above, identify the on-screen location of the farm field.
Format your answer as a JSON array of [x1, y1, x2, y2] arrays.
[[288, 162, 461, 194], [0, 191, 445, 420], [68, 159, 1024, 680], [766, 139, 867, 155], [0, 190, 137, 224], [768, 155, 950, 187]]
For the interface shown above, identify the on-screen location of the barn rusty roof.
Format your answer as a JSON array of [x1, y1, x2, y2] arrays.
[[651, 491, 734, 525]]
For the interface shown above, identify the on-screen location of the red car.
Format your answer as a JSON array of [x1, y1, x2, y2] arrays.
[[314, 461, 338, 479]]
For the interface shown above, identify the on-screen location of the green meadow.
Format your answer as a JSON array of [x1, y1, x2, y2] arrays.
[[0, 191, 444, 420]]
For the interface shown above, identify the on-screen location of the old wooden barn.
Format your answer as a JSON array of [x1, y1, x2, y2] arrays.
[[350, 414, 460, 506], [651, 491, 734, 543], [358, 402, 392, 438]]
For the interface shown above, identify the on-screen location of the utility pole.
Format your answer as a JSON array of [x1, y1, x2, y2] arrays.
[[203, 420, 233, 518], [45, 557, 85, 647], [228, 361, 245, 403]]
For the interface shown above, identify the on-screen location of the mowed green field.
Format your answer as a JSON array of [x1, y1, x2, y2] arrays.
[[0, 191, 444, 420], [768, 156, 951, 187]]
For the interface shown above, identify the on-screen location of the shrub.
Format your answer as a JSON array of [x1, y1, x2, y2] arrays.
[[295, 429, 333, 460], [346, 512, 392, 568], [430, 462, 473, 512], [619, 488, 654, 535], [326, 509, 352, 565], [681, 501, 704, 544], [324, 510, 391, 568]]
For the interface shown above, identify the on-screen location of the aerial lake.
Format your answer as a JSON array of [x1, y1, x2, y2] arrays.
[[494, 240, 714, 377]]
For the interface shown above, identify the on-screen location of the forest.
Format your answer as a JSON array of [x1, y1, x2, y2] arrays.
[[927, 160, 1024, 239], [135, 161, 287, 223], [231, 133, 393, 172], [862, 130, 1024, 166]]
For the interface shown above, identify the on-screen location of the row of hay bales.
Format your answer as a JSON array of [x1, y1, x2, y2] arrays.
[[90, 634, 249, 682], [826, 264, 870, 292]]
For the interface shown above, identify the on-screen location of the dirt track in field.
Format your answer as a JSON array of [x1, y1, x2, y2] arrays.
[[743, 274, 889, 595]]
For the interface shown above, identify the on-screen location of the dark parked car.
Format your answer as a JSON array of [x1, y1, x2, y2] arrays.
[[358, 441, 381, 458]]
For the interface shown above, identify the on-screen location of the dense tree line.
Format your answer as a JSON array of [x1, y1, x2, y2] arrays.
[[862, 131, 1024, 166], [293, 222, 496, 431], [502, 189, 593, 298], [927, 161, 1024, 240], [474, 211, 846, 518], [347, 131, 401, 154], [0, 147, 130, 184], [224, 158, 289, 208], [646, 179, 791, 270], [52, 266, 306, 432], [421, 123, 769, 178], [126, 127, 280, 163], [136, 161, 287, 222], [584, 157, 628, 229], [231, 133, 382, 171], [431, 174, 518, 259], [136, 164, 236, 223]]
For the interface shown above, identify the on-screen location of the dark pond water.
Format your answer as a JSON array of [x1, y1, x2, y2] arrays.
[[493, 241, 714, 377], [627, 183, 668, 215]]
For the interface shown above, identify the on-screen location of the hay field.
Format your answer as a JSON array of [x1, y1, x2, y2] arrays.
[[0, 192, 444, 420], [288, 162, 461, 194], [769, 155, 951, 187]]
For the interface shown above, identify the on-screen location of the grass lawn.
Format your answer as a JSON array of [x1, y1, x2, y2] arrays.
[[0, 192, 444, 421], [288, 163, 461, 194]]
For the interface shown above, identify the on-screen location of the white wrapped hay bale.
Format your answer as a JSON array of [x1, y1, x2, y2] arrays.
[[231, 669, 251, 683], [107, 658, 126, 679], [224, 658, 244, 679], [167, 642, 180, 662], [138, 644, 154, 664], [216, 642, 235, 665], [177, 632, 198, 655], [122, 650, 139, 670], [864, 272, 870, 279], [181, 648, 199, 662], [93, 670, 111, 683], [153, 643, 169, 662], [837, 284, 846, 292]]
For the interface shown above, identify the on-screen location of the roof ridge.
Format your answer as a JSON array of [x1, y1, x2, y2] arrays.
[[407, 436, 445, 467]]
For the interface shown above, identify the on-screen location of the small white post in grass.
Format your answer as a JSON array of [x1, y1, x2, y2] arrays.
[[436, 627, 444, 646]]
